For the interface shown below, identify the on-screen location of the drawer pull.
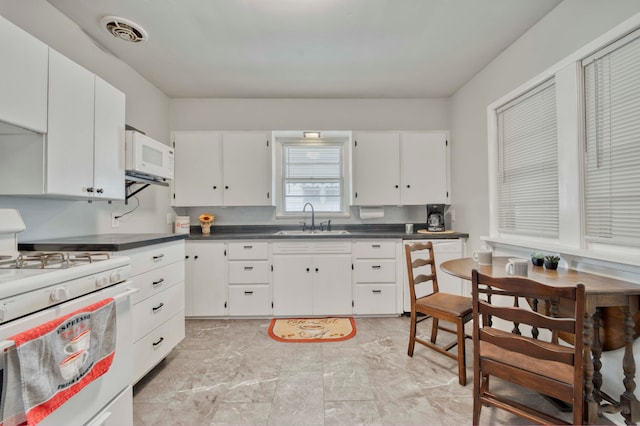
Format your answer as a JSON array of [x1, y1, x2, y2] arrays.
[[153, 254, 165, 260], [244, 266, 254, 271], [244, 291, 254, 295], [152, 337, 164, 347], [372, 290, 382, 294], [372, 244, 381, 248], [371, 265, 381, 269], [152, 278, 165, 286], [152, 303, 164, 312], [243, 245, 253, 249]]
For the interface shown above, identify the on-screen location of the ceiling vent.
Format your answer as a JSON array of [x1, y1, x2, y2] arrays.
[[101, 16, 148, 43]]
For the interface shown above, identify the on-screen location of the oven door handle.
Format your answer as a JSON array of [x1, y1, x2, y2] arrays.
[[0, 339, 15, 352]]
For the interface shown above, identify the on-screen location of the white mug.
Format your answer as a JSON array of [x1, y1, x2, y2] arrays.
[[64, 329, 91, 355], [59, 350, 89, 380], [506, 258, 529, 277], [472, 249, 493, 266]]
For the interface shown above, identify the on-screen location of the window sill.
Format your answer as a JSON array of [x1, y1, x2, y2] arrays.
[[482, 236, 640, 284]]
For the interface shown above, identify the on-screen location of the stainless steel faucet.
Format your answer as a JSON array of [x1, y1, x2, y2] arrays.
[[303, 202, 315, 230]]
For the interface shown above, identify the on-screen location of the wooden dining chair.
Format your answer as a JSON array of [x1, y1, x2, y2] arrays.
[[404, 242, 473, 386], [471, 269, 586, 425]]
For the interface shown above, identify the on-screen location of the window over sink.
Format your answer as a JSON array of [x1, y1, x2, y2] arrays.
[[273, 131, 351, 218]]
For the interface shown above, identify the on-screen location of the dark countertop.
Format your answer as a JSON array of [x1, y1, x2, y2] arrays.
[[17, 225, 468, 251], [187, 224, 468, 241], [18, 233, 189, 252]]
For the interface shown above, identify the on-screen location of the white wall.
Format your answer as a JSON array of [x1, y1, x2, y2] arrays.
[[170, 98, 450, 224], [449, 0, 640, 406], [449, 0, 640, 253], [0, 1, 174, 240]]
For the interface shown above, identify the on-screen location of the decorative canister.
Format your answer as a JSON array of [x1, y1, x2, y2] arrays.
[[174, 216, 190, 234]]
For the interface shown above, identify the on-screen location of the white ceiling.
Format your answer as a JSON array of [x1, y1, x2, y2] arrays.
[[47, 0, 561, 99]]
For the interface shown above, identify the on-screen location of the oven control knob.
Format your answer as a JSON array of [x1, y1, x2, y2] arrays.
[[50, 286, 69, 302], [96, 275, 109, 288], [110, 271, 121, 284]]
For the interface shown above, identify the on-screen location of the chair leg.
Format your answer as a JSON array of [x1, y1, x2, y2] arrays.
[[408, 311, 417, 357], [456, 318, 467, 386], [472, 373, 482, 425], [430, 317, 439, 344]]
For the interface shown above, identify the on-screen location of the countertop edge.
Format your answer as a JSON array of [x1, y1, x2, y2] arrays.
[[18, 233, 189, 252]]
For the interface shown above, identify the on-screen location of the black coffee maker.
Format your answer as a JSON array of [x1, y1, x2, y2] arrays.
[[426, 204, 446, 232]]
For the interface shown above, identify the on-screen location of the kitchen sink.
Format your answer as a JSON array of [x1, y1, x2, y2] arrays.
[[273, 230, 351, 236]]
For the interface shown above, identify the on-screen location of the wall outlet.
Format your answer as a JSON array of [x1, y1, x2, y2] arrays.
[[166, 213, 173, 225], [111, 212, 120, 228], [450, 209, 456, 222]]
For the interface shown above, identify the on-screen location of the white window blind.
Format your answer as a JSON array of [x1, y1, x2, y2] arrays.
[[583, 30, 640, 245], [496, 79, 559, 237], [281, 143, 343, 213]]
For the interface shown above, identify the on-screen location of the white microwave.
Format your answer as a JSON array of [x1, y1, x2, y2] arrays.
[[125, 130, 174, 180]]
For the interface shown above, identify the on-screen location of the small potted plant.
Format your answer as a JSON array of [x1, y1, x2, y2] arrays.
[[544, 255, 560, 270], [531, 252, 545, 267], [199, 213, 215, 234]]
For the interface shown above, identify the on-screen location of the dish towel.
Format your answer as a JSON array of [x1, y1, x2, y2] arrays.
[[2, 298, 116, 426]]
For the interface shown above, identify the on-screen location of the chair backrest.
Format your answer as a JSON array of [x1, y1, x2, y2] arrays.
[[404, 243, 439, 305], [471, 269, 586, 418]]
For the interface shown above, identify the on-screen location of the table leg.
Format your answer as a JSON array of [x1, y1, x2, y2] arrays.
[[620, 305, 640, 424], [584, 310, 599, 424], [592, 309, 603, 404]]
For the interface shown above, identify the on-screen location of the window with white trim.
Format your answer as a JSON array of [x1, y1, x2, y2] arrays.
[[496, 78, 559, 237], [275, 135, 350, 216], [583, 29, 640, 247]]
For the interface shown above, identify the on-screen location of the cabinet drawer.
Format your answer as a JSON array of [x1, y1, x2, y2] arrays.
[[354, 284, 397, 315], [353, 241, 396, 258], [132, 260, 185, 304], [227, 242, 268, 260], [124, 241, 185, 276], [354, 260, 396, 283], [133, 282, 184, 341], [228, 261, 269, 284], [228, 285, 271, 316], [133, 311, 185, 383]]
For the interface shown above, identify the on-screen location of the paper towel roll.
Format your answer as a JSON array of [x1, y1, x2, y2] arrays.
[[359, 207, 384, 219]]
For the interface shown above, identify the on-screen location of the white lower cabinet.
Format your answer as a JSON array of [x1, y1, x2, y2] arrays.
[[272, 241, 352, 316], [352, 240, 402, 315], [120, 240, 185, 384], [185, 241, 227, 316], [86, 386, 133, 426], [227, 242, 271, 316]]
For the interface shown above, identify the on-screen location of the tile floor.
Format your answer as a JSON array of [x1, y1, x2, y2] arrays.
[[133, 317, 619, 425]]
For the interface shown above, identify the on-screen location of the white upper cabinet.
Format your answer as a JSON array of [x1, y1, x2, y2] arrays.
[[0, 16, 48, 133], [400, 132, 448, 204], [222, 132, 271, 206], [93, 77, 126, 200], [352, 131, 449, 206], [47, 49, 95, 197], [0, 48, 125, 200], [172, 131, 271, 206], [173, 132, 223, 206], [352, 132, 400, 205]]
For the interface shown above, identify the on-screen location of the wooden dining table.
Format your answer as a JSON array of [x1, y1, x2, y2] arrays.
[[440, 256, 640, 425]]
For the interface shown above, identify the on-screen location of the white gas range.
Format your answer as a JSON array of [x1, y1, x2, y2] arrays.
[[0, 209, 135, 426]]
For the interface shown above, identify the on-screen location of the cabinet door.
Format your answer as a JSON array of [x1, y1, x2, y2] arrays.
[[352, 132, 400, 205], [272, 255, 313, 316], [312, 254, 352, 315], [47, 49, 95, 197], [0, 16, 48, 132], [173, 132, 223, 206], [222, 132, 271, 206], [93, 77, 125, 200], [400, 132, 448, 205], [186, 241, 227, 316]]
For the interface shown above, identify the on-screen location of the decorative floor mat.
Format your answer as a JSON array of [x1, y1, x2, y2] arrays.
[[268, 317, 356, 343]]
